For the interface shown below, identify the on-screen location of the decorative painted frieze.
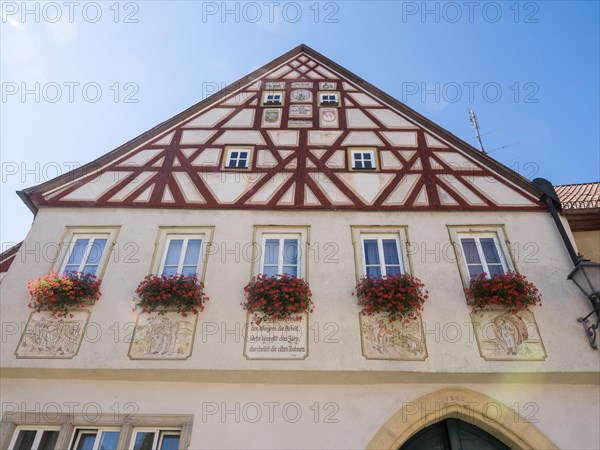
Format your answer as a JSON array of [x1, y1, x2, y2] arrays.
[[470, 310, 546, 361], [359, 313, 427, 360], [15, 310, 90, 359]]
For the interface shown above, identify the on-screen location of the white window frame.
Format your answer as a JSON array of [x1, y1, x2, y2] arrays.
[[69, 427, 120, 450], [7, 426, 61, 450], [223, 146, 253, 170], [260, 234, 302, 277], [349, 148, 378, 170], [351, 226, 411, 280], [130, 427, 181, 450], [361, 234, 404, 277], [158, 234, 205, 276], [318, 91, 340, 107], [458, 233, 509, 278], [53, 227, 120, 280], [251, 226, 310, 280], [448, 225, 517, 287], [1, 412, 193, 450], [261, 91, 284, 106], [150, 227, 215, 282], [59, 234, 109, 275]]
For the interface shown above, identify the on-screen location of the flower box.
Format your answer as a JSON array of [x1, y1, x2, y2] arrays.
[[242, 274, 313, 324], [465, 271, 542, 314], [354, 273, 428, 322], [135, 274, 209, 317], [27, 271, 101, 317]]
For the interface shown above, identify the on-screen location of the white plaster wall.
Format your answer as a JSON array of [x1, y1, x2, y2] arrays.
[[1, 207, 598, 374], [1, 379, 598, 450]]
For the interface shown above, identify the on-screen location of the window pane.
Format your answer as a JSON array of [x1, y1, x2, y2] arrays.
[[230, 151, 239, 159], [461, 239, 481, 264], [133, 432, 155, 450], [282, 239, 298, 265], [86, 239, 107, 264], [488, 264, 505, 276], [183, 239, 202, 266], [386, 266, 401, 276], [182, 266, 197, 276], [262, 266, 278, 277], [75, 433, 97, 450], [98, 432, 119, 450], [480, 238, 501, 264], [468, 265, 485, 277], [13, 430, 36, 450], [164, 240, 183, 266], [264, 239, 280, 265], [67, 239, 89, 266], [160, 435, 180, 450], [366, 266, 382, 277], [282, 266, 298, 276], [81, 265, 98, 276], [38, 431, 59, 450], [161, 266, 177, 276], [65, 265, 80, 274], [382, 240, 400, 265], [363, 240, 380, 265], [363, 160, 373, 169]]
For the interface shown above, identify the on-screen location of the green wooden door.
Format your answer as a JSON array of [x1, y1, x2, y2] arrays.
[[400, 419, 511, 450]]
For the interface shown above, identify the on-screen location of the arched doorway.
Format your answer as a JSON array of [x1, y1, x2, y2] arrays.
[[400, 418, 510, 450]]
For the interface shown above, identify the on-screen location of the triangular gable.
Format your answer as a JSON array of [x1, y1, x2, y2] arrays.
[[19, 44, 543, 212]]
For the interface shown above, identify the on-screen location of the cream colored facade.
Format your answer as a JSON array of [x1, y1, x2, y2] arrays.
[[572, 230, 600, 262], [1, 45, 599, 450], [1, 207, 599, 449]]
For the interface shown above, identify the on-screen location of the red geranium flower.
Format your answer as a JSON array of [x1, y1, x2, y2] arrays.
[[354, 273, 428, 323], [242, 274, 313, 324], [27, 270, 101, 317], [135, 274, 208, 315], [465, 271, 542, 314]]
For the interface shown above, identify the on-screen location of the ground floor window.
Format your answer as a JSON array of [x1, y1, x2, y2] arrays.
[[8, 428, 60, 450], [131, 429, 180, 450], [2, 413, 192, 450]]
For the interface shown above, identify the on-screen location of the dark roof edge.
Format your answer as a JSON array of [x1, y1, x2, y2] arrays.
[[0, 241, 22, 263]]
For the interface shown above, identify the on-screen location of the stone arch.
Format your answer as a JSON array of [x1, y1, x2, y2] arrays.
[[366, 387, 557, 449]]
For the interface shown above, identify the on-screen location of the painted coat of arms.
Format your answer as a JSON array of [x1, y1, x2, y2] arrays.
[[470, 310, 546, 360], [262, 108, 281, 127], [359, 313, 427, 360], [128, 312, 197, 360]]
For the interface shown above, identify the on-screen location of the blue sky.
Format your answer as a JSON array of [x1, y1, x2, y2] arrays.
[[1, 1, 599, 247]]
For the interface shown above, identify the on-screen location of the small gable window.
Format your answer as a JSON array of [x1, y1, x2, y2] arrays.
[[224, 146, 253, 170], [349, 148, 377, 170], [318, 91, 340, 107], [262, 91, 284, 106]]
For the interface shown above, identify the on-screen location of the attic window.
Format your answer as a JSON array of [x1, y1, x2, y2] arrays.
[[349, 148, 378, 170], [262, 91, 284, 106], [224, 146, 253, 170], [318, 91, 340, 107]]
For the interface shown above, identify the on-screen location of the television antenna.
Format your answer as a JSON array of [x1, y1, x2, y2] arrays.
[[468, 109, 486, 154]]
